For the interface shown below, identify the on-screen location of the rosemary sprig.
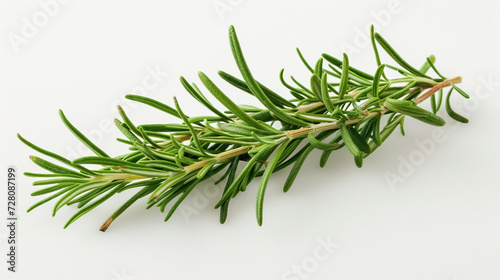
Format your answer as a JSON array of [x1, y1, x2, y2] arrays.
[[20, 25, 469, 231]]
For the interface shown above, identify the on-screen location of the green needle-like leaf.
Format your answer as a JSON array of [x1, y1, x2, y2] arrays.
[[372, 64, 386, 97], [283, 145, 313, 193], [164, 178, 201, 222], [374, 33, 431, 79], [373, 116, 382, 146], [59, 110, 110, 158], [30, 156, 88, 178], [445, 88, 469, 123], [283, 130, 334, 192], [256, 141, 289, 226], [228, 25, 308, 127], [173, 96, 210, 157], [27, 188, 72, 213], [338, 53, 350, 99], [310, 74, 323, 101], [18, 134, 96, 175], [425, 56, 445, 79], [218, 70, 296, 108], [198, 71, 274, 132], [220, 156, 239, 224], [125, 95, 180, 118], [347, 126, 371, 154], [296, 48, 314, 73], [384, 98, 445, 126], [320, 72, 335, 113], [319, 133, 344, 167], [314, 58, 323, 77], [117, 106, 142, 137], [420, 55, 435, 74], [370, 25, 386, 80], [322, 53, 374, 80], [180, 76, 232, 121], [452, 85, 470, 99], [115, 119, 142, 143], [99, 183, 158, 231], [340, 123, 362, 167], [64, 183, 125, 228], [430, 95, 437, 114], [73, 156, 148, 169], [196, 161, 216, 179], [307, 132, 340, 151], [215, 146, 270, 208]]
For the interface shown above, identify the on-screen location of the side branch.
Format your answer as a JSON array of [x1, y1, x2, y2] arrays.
[[415, 76, 462, 104]]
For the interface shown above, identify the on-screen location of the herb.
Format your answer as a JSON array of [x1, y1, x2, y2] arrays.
[[20, 25, 469, 231]]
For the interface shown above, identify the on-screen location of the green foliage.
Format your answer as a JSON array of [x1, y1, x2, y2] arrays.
[[20, 25, 469, 231]]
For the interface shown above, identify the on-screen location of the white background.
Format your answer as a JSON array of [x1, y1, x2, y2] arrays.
[[1, 0, 500, 279]]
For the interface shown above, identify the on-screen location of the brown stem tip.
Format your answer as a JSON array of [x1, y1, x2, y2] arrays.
[[99, 217, 113, 232]]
